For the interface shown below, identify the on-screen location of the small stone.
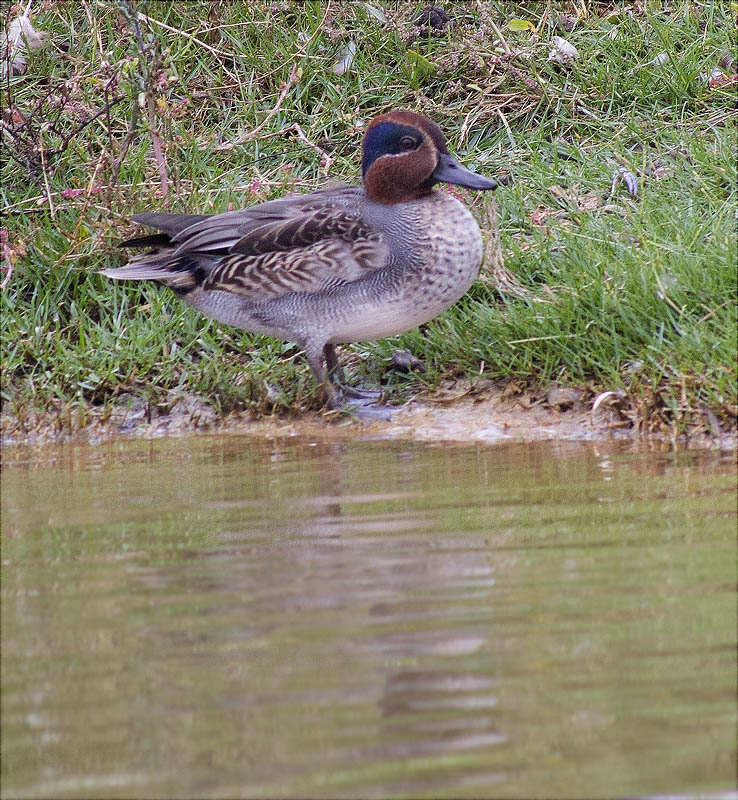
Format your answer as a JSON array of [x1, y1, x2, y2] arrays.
[[413, 5, 450, 31], [556, 13, 577, 32], [546, 385, 581, 409], [548, 36, 579, 66], [390, 349, 425, 372]]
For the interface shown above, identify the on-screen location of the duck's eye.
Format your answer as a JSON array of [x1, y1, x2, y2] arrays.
[[400, 136, 417, 150]]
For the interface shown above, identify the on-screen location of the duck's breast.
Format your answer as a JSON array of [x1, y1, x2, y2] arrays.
[[325, 191, 484, 343]]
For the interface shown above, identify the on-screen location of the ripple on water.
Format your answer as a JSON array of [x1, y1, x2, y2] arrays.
[[1, 436, 736, 798]]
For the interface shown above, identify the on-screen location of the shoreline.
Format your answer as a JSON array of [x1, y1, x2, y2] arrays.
[[3, 383, 735, 451]]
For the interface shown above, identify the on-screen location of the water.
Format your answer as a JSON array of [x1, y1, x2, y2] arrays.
[[2, 436, 736, 798]]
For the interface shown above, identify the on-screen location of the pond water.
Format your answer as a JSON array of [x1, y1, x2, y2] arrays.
[[2, 435, 736, 799]]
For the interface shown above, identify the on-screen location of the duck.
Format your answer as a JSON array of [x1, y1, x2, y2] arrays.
[[101, 110, 498, 416]]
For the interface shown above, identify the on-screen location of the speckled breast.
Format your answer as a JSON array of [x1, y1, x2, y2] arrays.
[[408, 191, 483, 308], [326, 191, 484, 344]]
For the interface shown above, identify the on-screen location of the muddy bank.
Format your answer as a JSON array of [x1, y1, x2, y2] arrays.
[[3, 381, 735, 450]]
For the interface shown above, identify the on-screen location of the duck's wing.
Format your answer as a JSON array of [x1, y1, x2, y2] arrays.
[[168, 188, 365, 255], [110, 188, 389, 299], [202, 230, 387, 299]]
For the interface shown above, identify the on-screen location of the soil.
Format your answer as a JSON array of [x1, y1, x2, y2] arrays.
[[2, 381, 735, 450]]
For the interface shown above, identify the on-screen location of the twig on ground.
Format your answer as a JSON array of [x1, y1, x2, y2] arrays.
[[38, 128, 55, 218], [146, 101, 170, 199], [117, 0, 170, 201], [52, 151, 108, 268], [214, 65, 300, 151], [479, 200, 530, 298], [486, 16, 514, 56], [47, 93, 126, 158], [458, 106, 479, 147], [0, 228, 14, 289], [288, 123, 333, 175], [247, 123, 333, 175], [131, 8, 242, 85], [496, 107, 516, 149], [110, 102, 140, 189], [0, 261, 12, 289], [134, 9, 238, 61]]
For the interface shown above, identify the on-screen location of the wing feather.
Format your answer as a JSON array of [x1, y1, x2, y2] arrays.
[[116, 186, 389, 299], [203, 235, 388, 299]]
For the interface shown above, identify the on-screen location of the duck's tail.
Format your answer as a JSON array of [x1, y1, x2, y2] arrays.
[[101, 213, 211, 291], [100, 259, 197, 290]]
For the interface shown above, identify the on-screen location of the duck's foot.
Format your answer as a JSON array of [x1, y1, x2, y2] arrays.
[[340, 384, 382, 401], [318, 345, 392, 420], [325, 384, 392, 421], [341, 399, 393, 421]]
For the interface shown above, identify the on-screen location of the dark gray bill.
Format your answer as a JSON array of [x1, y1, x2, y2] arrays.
[[432, 152, 497, 190]]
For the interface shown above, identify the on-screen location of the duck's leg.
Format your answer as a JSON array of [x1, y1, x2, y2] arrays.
[[323, 344, 381, 402], [305, 342, 390, 419], [305, 341, 341, 409], [323, 343, 344, 384]]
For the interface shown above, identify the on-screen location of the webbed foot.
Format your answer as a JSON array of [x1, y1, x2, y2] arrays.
[[313, 343, 393, 421], [325, 384, 392, 421], [342, 400, 393, 421], [340, 385, 382, 402]]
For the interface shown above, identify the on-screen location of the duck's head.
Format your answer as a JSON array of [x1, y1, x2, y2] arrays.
[[361, 110, 497, 205]]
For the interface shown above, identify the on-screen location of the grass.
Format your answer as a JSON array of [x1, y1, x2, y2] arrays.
[[1, 1, 736, 440]]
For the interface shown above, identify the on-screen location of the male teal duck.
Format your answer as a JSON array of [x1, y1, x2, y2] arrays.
[[102, 110, 497, 415]]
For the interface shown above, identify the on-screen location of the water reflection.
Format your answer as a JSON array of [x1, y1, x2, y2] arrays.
[[2, 437, 736, 798]]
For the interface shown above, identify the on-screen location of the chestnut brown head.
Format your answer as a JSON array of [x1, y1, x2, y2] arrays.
[[361, 111, 497, 205]]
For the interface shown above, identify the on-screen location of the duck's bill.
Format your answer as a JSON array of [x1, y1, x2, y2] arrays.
[[432, 153, 497, 190]]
